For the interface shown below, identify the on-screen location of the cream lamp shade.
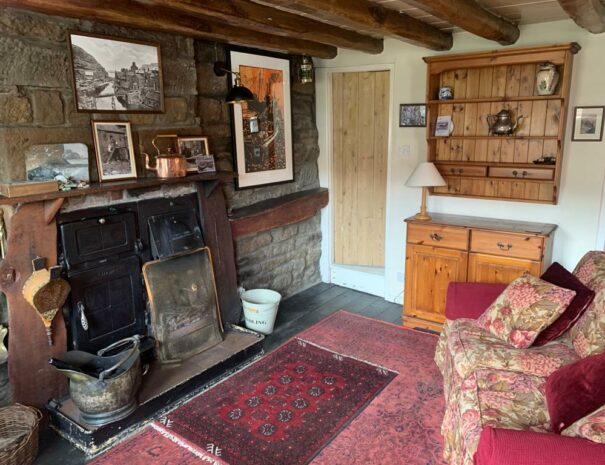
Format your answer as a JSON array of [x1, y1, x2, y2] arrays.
[[405, 162, 446, 221]]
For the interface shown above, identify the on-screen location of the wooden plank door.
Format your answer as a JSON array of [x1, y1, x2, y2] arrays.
[[332, 70, 389, 267]]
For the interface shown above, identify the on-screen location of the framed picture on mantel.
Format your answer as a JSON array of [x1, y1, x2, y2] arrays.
[[229, 49, 294, 189], [69, 32, 164, 113]]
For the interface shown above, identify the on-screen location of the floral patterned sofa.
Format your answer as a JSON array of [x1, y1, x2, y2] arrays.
[[434, 251, 605, 465]]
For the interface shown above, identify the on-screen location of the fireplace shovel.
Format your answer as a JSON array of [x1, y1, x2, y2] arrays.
[[22, 257, 71, 346]]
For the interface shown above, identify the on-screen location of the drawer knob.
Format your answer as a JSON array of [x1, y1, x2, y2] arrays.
[[522, 170, 528, 177], [98, 218, 106, 225], [497, 242, 513, 251], [430, 233, 443, 241], [512, 170, 518, 177]]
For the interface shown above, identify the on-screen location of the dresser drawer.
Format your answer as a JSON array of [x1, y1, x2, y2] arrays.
[[438, 164, 487, 177], [407, 223, 469, 250], [488, 167, 554, 180], [470, 230, 544, 260]]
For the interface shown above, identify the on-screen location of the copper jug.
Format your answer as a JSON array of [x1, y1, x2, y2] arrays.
[[144, 134, 193, 178]]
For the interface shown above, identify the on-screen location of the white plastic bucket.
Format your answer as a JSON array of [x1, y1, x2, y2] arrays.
[[241, 289, 282, 335]]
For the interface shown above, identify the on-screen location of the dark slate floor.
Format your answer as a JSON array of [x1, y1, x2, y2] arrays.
[[35, 283, 402, 465]]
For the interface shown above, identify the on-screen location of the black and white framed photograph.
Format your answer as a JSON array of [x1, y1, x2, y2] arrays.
[[177, 136, 210, 173], [91, 121, 137, 181], [399, 104, 426, 127], [69, 32, 164, 113], [572, 106, 605, 141], [230, 49, 293, 189]]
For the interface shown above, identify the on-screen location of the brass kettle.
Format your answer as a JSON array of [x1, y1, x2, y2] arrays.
[[144, 134, 193, 178], [487, 109, 524, 136]]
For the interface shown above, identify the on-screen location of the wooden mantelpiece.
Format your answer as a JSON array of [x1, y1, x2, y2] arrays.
[[229, 188, 329, 239], [0, 172, 235, 206], [0, 174, 237, 408]]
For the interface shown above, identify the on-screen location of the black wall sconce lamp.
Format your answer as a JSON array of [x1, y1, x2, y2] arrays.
[[213, 61, 254, 104]]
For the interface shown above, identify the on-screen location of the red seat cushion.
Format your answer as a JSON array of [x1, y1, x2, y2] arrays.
[[474, 426, 605, 465], [533, 262, 595, 346], [445, 282, 507, 320], [545, 350, 605, 433]]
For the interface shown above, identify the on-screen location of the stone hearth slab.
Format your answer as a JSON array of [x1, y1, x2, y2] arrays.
[[47, 326, 264, 455]]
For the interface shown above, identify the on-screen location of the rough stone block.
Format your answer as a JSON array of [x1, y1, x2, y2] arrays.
[[236, 232, 272, 256], [0, 91, 32, 124], [271, 224, 298, 242], [0, 37, 69, 88], [198, 97, 227, 125], [162, 59, 197, 97], [196, 63, 228, 97], [30, 89, 64, 125], [0, 127, 93, 181], [156, 97, 191, 124], [0, 8, 73, 42], [63, 92, 92, 127]]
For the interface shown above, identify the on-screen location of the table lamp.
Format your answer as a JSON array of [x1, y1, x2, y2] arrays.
[[405, 162, 446, 221]]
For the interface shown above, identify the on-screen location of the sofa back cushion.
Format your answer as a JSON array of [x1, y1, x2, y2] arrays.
[[477, 273, 575, 349], [570, 251, 605, 358], [533, 262, 595, 347], [563, 403, 605, 443], [545, 350, 605, 433]]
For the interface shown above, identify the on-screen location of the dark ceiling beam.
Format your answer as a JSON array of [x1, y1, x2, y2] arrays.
[[3, 0, 338, 58], [401, 0, 520, 45], [254, 0, 453, 51], [138, 0, 383, 54], [557, 0, 605, 33]]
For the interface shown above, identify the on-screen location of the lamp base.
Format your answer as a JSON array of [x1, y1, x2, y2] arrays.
[[412, 211, 432, 221]]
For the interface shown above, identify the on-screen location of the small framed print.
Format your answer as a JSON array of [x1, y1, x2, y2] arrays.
[[177, 136, 209, 172], [572, 106, 605, 141], [196, 154, 216, 173], [91, 121, 137, 181], [571, 107, 605, 142], [399, 104, 426, 127]]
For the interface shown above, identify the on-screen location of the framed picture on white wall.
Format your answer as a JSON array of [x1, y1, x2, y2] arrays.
[[572, 106, 605, 142]]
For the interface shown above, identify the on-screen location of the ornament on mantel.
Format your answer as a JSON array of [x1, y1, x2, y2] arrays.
[[0, 325, 7, 363]]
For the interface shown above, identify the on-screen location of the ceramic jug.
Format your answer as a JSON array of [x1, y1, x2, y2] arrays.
[[536, 63, 559, 96]]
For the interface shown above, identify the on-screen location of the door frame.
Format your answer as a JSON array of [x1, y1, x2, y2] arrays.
[[316, 64, 396, 298]]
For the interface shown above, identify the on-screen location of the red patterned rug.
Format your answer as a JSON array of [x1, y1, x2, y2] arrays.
[[163, 338, 396, 465], [89, 311, 445, 465]]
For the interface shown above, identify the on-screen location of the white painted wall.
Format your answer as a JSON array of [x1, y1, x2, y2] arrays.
[[316, 20, 605, 303]]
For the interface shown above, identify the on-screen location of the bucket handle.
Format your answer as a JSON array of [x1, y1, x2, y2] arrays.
[[97, 336, 140, 383]]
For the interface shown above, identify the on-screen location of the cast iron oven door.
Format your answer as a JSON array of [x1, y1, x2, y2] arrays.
[[68, 256, 146, 353], [148, 209, 203, 259], [143, 247, 223, 363], [60, 212, 137, 270]]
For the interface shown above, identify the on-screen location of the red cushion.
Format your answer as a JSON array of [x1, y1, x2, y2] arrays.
[[545, 350, 605, 433], [533, 262, 595, 346], [445, 282, 507, 320], [474, 427, 605, 465]]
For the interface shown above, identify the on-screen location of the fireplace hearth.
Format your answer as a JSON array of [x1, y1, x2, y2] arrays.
[[41, 188, 264, 452]]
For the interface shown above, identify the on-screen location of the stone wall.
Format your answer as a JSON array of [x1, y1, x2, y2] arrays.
[[0, 8, 323, 403]]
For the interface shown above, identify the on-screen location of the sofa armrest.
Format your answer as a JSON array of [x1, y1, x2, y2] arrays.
[[445, 282, 506, 320], [474, 427, 605, 465]]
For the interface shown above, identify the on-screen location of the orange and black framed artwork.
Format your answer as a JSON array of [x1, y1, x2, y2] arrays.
[[229, 49, 293, 189]]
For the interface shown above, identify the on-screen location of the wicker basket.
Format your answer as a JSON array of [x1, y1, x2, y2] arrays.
[[0, 404, 42, 465]]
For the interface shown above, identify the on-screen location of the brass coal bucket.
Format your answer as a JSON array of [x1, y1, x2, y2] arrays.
[[50, 336, 141, 426]]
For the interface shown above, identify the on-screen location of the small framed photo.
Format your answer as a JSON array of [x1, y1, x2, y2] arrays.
[[91, 121, 137, 181], [69, 32, 164, 113], [399, 104, 426, 127], [177, 136, 210, 173], [572, 106, 605, 141], [196, 154, 216, 173]]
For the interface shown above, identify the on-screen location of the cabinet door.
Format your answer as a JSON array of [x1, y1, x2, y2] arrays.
[[468, 252, 541, 284], [404, 244, 468, 325]]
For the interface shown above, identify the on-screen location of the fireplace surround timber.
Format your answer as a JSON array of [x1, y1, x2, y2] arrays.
[[0, 174, 242, 409]]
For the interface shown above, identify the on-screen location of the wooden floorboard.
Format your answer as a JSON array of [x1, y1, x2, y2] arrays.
[[35, 283, 404, 465]]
